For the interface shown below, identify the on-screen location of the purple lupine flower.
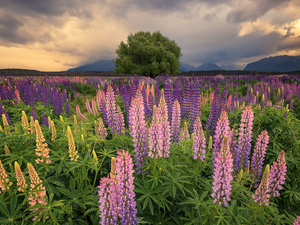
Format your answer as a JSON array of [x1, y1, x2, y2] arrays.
[[206, 85, 220, 137], [250, 130, 269, 187], [105, 84, 117, 133], [252, 165, 270, 206], [161, 110, 171, 158], [98, 176, 118, 224], [211, 135, 233, 206], [212, 109, 230, 169], [115, 104, 125, 135], [290, 99, 294, 110], [42, 114, 49, 128], [189, 84, 201, 132], [129, 89, 148, 175], [30, 108, 38, 121], [171, 99, 181, 143], [192, 112, 206, 161], [147, 92, 154, 117], [269, 150, 287, 198], [0, 103, 12, 126], [148, 105, 163, 158], [234, 105, 254, 172], [294, 216, 300, 225], [65, 100, 70, 118], [164, 79, 173, 122], [115, 150, 138, 225]]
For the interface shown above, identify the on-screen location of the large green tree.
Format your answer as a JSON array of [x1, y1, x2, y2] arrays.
[[113, 31, 183, 79]]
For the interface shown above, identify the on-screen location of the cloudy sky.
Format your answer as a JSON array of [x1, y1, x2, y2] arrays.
[[1, 0, 300, 71]]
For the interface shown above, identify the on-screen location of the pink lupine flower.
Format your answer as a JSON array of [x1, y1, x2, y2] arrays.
[[98, 117, 108, 139], [250, 130, 269, 187], [294, 216, 300, 225], [212, 109, 230, 170], [211, 136, 233, 206], [269, 150, 287, 198], [234, 105, 254, 172], [161, 110, 171, 158], [148, 105, 163, 158], [171, 99, 181, 143], [76, 104, 87, 121], [98, 176, 118, 225], [105, 84, 117, 133], [192, 112, 206, 161], [157, 89, 168, 122], [115, 150, 138, 224], [115, 104, 126, 135], [91, 98, 99, 116], [86, 98, 93, 114], [129, 88, 148, 174], [252, 165, 270, 206]]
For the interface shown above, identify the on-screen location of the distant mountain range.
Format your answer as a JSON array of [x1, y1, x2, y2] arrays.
[[68, 55, 300, 73], [244, 55, 300, 72]]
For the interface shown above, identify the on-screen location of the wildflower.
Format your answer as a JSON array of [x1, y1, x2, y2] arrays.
[[30, 116, 35, 134], [115, 104, 126, 135], [21, 111, 30, 133], [180, 122, 190, 143], [76, 104, 87, 121], [252, 165, 270, 206], [148, 105, 163, 159], [51, 121, 56, 141], [14, 161, 28, 192], [98, 117, 108, 139], [294, 216, 300, 225], [5, 145, 10, 154], [192, 113, 206, 161], [115, 150, 138, 224], [91, 98, 99, 116], [211, 136, 233, 206], [2, 114, 10, 135], [171, 99, 181, 143], [0, 160, 13, 193], [234, 105, 254, 172], [86, 98, 93, 114], [105, 84, 117, 133], [35, 120, 51, 164], [250, 130, 269, 187], [67, 127, 79, 161], [110, 157, 117, 184], [161, 110, 171, 158], [129, 89, 148, 174], [27, 163, 48, 221], [157, 89, 168, 122], [269, 150, 287, 198]]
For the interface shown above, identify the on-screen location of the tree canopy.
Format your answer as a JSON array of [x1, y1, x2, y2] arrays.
[[113, 31, 183, 79]]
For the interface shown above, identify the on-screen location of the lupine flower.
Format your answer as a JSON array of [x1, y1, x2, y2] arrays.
[[85, 98, 93, 114], [180, 122, 190, 143], [0, 160, 13, 194], [105, 84, 117, 133], [51, 121, 56, 141], [211, 135, 233, 206], [110, 157, 117, 183], [269, 150, 287, 198], [161, 110, 171, 158], [212, 109, 230, 169], [115, 104, 126, 135], [48, 116, 51, 129], [148, 105, 163, 158], [35, 120, 51, 164], [30, 116, 35, 134], [171, 99, 181, 143], [294, 216, 300, 225], [252, 165, 270, 206], [67, 126, 79, 161], [14, 161, 28, 192], [98, 176, 118, 225], [234, 105, 254, 172], [98, 117, 108, 139], [250, 130, 269, 187], [76, 104, 87, 121], [193, 113, 206, 161], [206, 85, 220, 137], [129, 89, 148, 174], [30, 108, 38, 121], [27, 163, 48, 221], [42, 114, 49, 128], [21, 111, 30, 133], [4, 145, 10, 154], [157, 89, 168, 123], [91, 98, 99, 116], [115, 150, 138, 224]]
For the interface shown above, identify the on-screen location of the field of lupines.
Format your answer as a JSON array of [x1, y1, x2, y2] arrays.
[[0, 74, 300, 224]]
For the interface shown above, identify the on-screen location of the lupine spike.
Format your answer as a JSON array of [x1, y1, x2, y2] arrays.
[[252, 164, 270, 205], [67, 127, 79, 161], [0, 160, 13, 193], [192, 113, 206, 161], [14, 161, 28, 192], [35, 120, 51, 164], [51, 121, 56, 141], [5, 145, 10, 154]]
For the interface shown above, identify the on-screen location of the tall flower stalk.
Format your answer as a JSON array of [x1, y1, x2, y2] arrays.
[[192, 112, 206, 162], [67, 126, 79, 161], [35, 120, 51, 164], [171, 99, 181, 143]]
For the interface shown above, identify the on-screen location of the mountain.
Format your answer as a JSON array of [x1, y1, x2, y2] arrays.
[[244, 55, 300, 72], [196, 63, 223, 71], [179, 62, 197, 72], [68, 60, 115, 71]]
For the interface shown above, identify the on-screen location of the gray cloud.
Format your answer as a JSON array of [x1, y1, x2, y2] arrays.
[[227, 0, 291, 23]]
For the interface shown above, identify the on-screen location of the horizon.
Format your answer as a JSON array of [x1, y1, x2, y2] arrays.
[[1, 1, 300, 71]]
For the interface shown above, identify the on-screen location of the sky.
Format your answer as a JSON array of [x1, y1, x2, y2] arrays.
[[0, 0, 300, 71]]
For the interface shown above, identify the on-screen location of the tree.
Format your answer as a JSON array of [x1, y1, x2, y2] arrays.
[[250, 69, 259, 75], [113, 31, 183, 79]]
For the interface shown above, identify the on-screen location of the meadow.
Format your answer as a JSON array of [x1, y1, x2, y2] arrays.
[[0, 74, 300, 224]]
